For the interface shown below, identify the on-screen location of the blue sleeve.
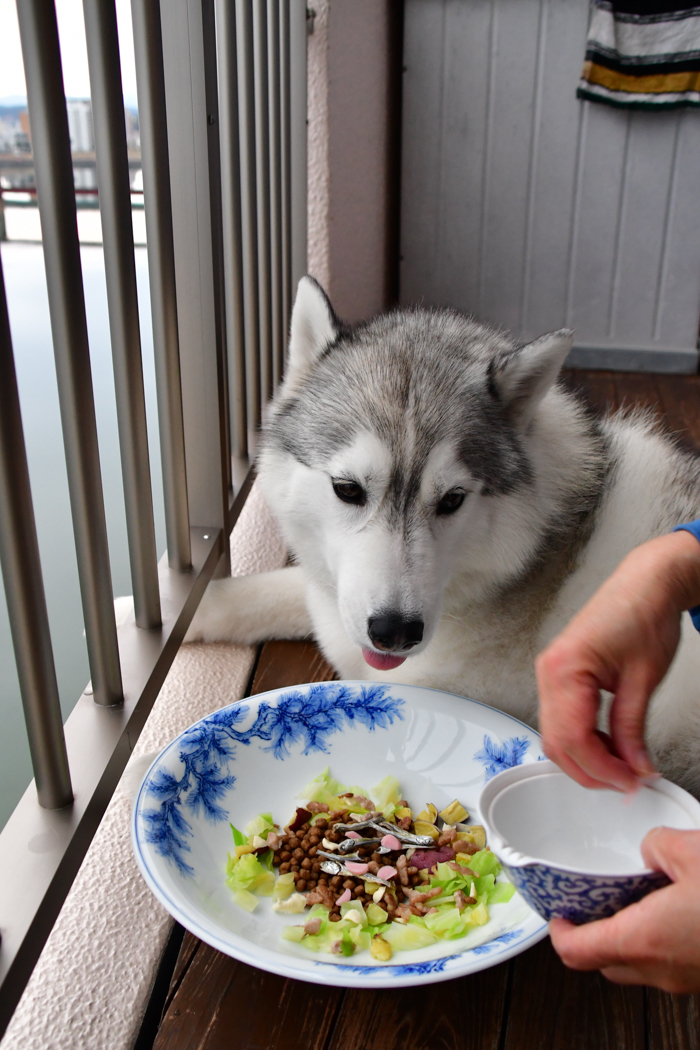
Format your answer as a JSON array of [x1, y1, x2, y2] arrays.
[[672, 520, 700, 632]]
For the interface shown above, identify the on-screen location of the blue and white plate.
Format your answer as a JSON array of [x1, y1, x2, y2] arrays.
[[131, 681, 548, 988]]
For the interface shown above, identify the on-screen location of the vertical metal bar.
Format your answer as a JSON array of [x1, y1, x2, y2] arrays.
[[131, 0, 191, 571], [82, 0, 162, 628], [267, 0, 283, 389], [236, 0, 261, 431], [253, 0, 273, 403], [215, 0, 247, 459], [201, 0, 234, 528], [0, 257, 73, 810], [279, 0, 292, 371], [159, 0, 231, 553], [16, 0, 123, 708], [289, 0, 308, 296]]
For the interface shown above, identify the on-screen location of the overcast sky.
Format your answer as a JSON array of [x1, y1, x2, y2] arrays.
[[0, 0, 138, 106]]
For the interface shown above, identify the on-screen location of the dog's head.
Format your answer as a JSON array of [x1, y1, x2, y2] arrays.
[[259, 277, 574, 670]]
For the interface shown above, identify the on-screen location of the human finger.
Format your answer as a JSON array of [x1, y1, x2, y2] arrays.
[[541, 745, 619, 792], [537, 649, 638, 792], [599, 965, 649, 986], [608, 672, 664, 780], [641, 826, 700, 881], [548, 916, 625, 972]]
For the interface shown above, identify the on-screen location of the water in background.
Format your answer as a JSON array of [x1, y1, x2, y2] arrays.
[[0, 241, 166, 829]]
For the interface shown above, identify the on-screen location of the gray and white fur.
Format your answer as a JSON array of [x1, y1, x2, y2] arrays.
[[187, 277, 700, 794]]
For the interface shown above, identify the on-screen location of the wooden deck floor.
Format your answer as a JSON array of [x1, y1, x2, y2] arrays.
[[142, 371, 700, 1050]]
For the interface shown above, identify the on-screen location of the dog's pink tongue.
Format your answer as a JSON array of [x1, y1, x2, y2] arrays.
[[362, 648, 407, 671]]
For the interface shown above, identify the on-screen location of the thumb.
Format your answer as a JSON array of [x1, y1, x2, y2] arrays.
[[641, 826, 700, 882]]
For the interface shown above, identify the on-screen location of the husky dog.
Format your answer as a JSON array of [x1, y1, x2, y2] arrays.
[[188, 277, 700, 793]]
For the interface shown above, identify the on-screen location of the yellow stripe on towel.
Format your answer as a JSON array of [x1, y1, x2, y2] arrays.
[[582, 60, 700, 96]]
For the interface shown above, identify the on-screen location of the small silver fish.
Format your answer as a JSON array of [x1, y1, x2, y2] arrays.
[[368, 820, 435, 847], [318, 855, 394, 888], [338, 838, 390, 855], [333, 818, 434, 848]]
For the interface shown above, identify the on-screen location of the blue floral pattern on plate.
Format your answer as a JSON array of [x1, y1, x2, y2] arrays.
[[315, 955, 461, 976], [474, 735, 531, 780], [141, 683, 404, 875], [471, 929, 524, 955]]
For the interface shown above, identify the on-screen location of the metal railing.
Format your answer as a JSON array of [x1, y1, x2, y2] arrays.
[[0, 0, 307, 1033]]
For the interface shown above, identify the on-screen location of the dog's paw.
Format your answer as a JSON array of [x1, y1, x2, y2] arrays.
[[185, 567, 313, 646], [185, 578, 245, 644]]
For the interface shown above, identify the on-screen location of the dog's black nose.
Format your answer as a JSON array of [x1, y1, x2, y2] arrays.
[[367, 613, 424, 653]]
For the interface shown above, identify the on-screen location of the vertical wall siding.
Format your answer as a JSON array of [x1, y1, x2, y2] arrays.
[[401, 0, 700, 354]]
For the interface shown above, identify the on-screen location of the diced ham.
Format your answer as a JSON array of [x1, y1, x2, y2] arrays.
[[380, 834, 402, 851], [409, 845, 455, 870]]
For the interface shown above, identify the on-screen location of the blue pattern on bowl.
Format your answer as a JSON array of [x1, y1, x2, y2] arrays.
[[500, 860, 670, 924]]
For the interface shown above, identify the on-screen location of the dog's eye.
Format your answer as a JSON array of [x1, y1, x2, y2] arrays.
[[332, 480, 366, 506], [436, 489, 466, 516]]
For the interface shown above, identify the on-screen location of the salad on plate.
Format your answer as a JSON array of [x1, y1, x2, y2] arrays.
[[224, 769, 515, 961]]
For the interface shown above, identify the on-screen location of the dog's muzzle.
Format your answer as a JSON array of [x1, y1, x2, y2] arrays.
[[367, 613, 424, 653]]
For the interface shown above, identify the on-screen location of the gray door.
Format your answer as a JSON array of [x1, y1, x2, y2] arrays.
[[400, 0, 700, 371]]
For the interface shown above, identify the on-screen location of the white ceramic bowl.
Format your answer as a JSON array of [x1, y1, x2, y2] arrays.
[[480, 759, 700, 923], [132, 680, 549, 988]]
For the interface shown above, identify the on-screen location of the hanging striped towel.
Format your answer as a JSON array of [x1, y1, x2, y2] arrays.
[[578, 1, 700, 109]]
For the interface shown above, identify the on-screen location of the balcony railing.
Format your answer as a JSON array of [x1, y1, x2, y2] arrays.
[[0, 0, 307, 1034]]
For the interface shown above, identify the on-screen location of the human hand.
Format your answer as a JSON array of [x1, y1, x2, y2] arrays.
[[549, 827, 700, 993], [536, 530, 700, 792]]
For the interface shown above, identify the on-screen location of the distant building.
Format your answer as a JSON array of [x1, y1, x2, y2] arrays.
[[66, 99, 94, 153], [124, 108, 140, 151], [0, 108, 30, 155], [0, 119, 15, 152]]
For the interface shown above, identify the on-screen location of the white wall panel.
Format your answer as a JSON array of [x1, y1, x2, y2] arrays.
[[401, 0, 700, 366]]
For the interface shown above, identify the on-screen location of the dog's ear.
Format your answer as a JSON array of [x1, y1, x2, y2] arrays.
[[283, 276, 338, 393], [491, 329, 573, 426]]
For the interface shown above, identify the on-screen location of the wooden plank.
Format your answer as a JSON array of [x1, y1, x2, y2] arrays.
[[562, 369, 618, 416], [478, 0, 545, 332], [164, 931, 202, 1013], [434, 0, 499, 312], [400, 0, 447, 305], [152, 942, 240, 1050], [654, 375, 700, 452], [329, 961, 511, 1050], [250, 638, 337, 695], [153, 941, 344, 1050], [647, 988, 700, 1050], [502, 939, 645, 1050], [520, 0, 592, 339], [653, 111, 700, 350], [607, 112, 680, 347], [614, 372, 663, 419]]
